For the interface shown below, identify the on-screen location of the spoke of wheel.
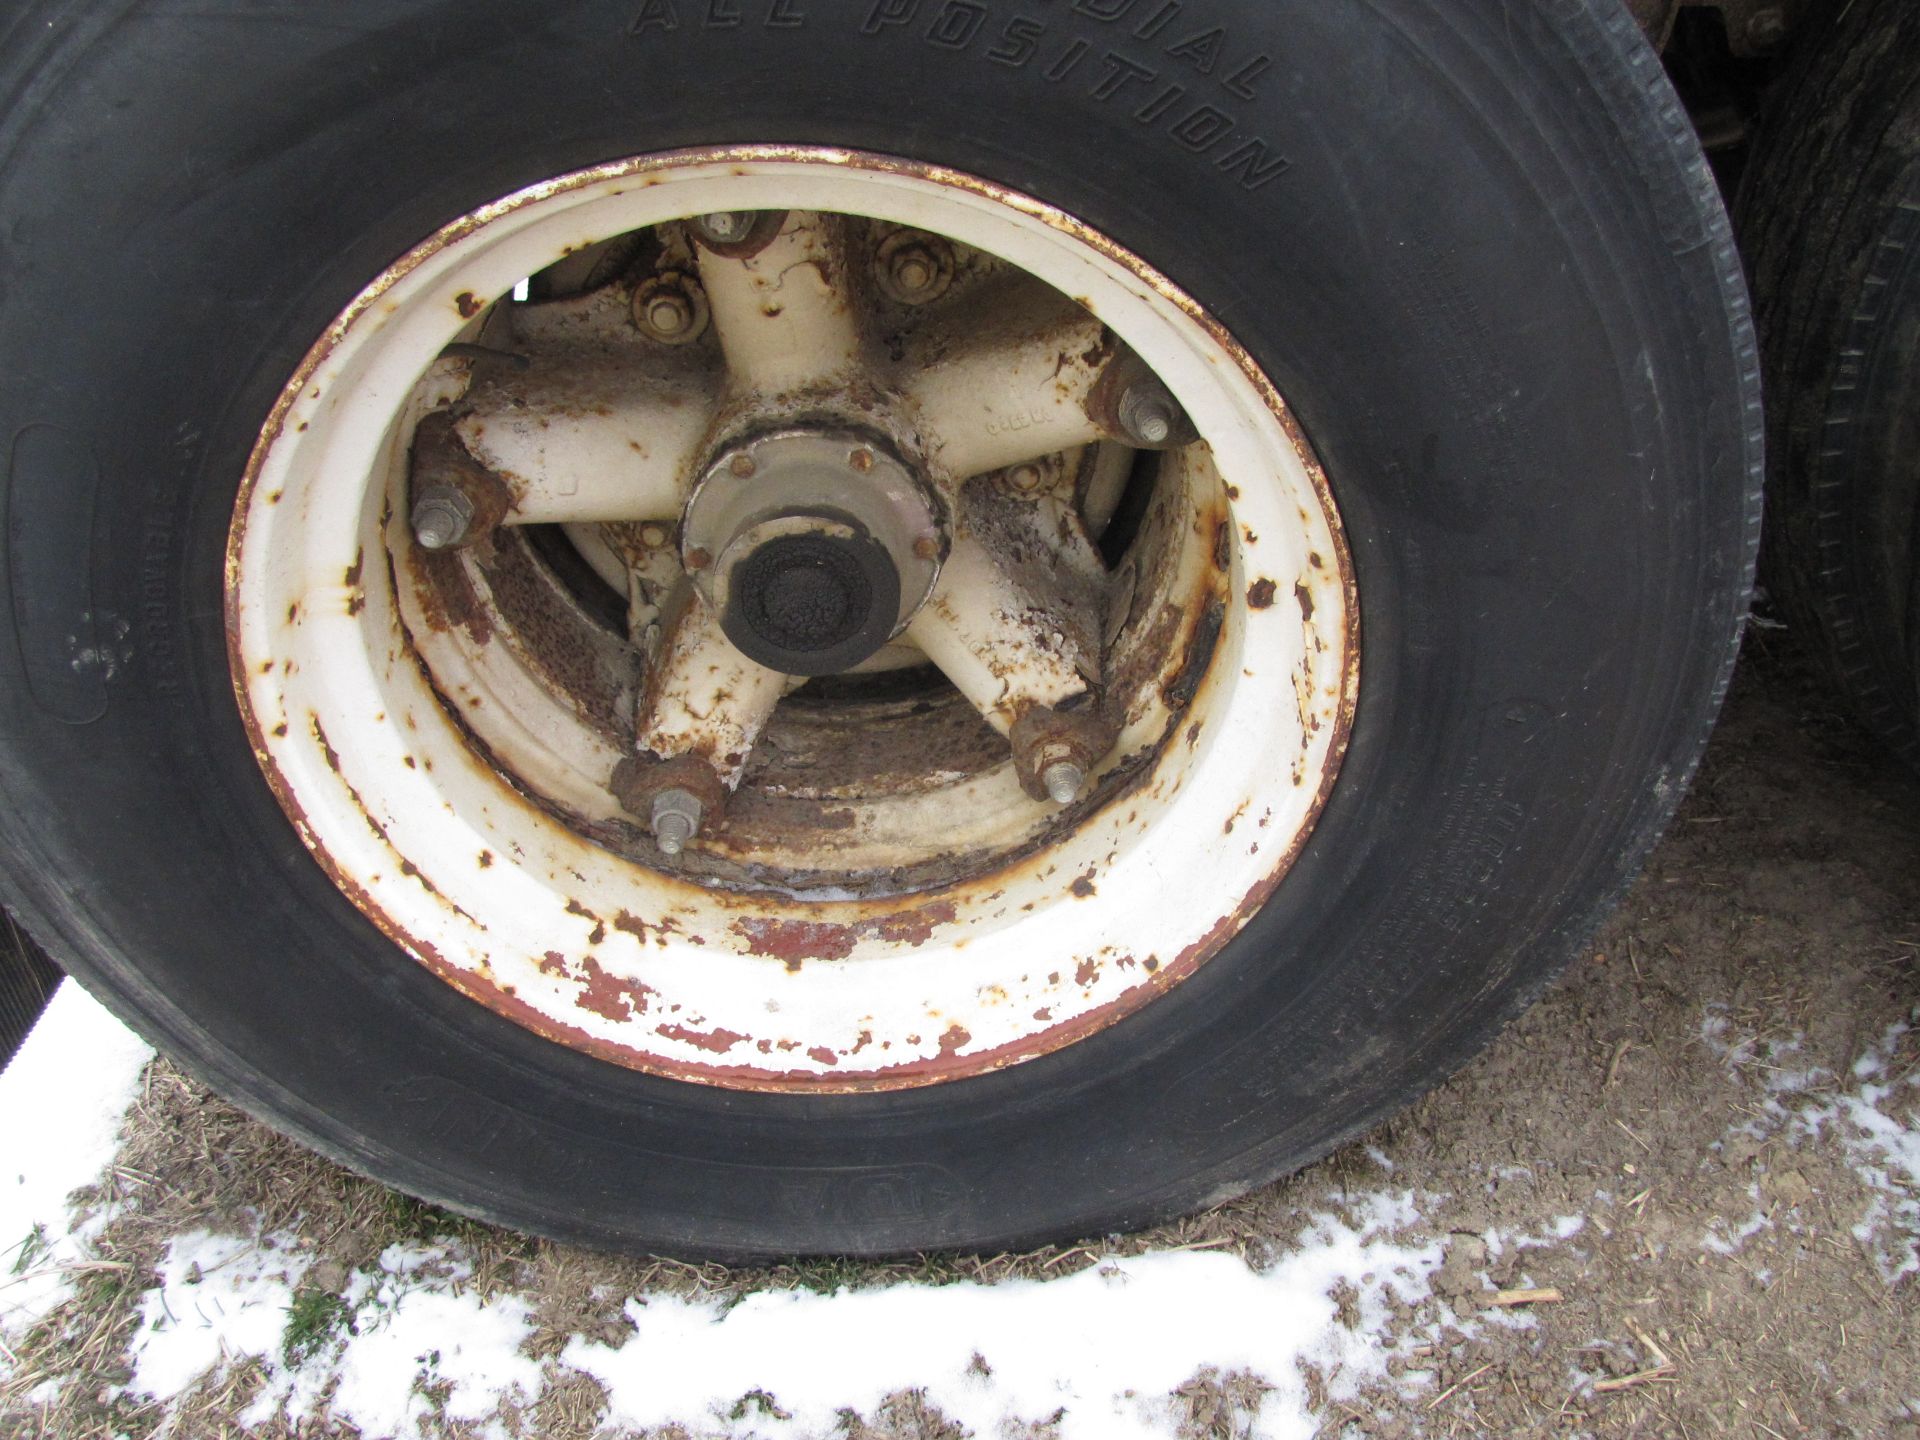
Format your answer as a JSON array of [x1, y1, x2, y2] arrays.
[[906, 532, 1100, 735], [454, 354, 717, 525], [900, 280, 1119, 484], [634, 581, 793, 790], [698, 212, 867, 397]]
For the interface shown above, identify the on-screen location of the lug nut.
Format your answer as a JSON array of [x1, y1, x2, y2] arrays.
[[891, 248, 936, 295], [1117, 377, 1185, 448], [875, 231, 955, 306], [649, 294, 691, 334], [1745, 6, 1787, 49], [633, 273, 709, 346], [694, 211, 754, 245], [411, 485, 476, 550], [1043, 761, 1086, 806], [650, 787, 704, 857]]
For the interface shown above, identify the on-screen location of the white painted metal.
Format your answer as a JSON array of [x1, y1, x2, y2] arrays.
[[905, 535, 1092, 735], [635, 586, 796, 791], [455, 358, 715, 525], [901, 286, 1112, 483], [228, 150, 1355, 1090], [698, 212, 866, 397]]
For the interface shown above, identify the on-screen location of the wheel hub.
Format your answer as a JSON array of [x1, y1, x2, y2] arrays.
[[684, 428, 944, 676], [720, 520, 902, 675]]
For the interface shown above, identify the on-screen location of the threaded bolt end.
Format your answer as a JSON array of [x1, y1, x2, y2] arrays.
[[411, 487, 475, 551], [1043, 761, 1086, 806], [650, 788, 704, 857], [1116, 376, 1187, 449], [697, 211, 753, 244]]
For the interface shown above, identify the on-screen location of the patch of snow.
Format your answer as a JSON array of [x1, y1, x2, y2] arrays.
[[1816, 1022, 1920, 1282], [568, 1192, 1442, 1440], [321, 1283, 540, 1439], [1485, 1213, 1586, 1255], [1699, 1010, 1829, 1094], [0, 981, 154, 1345], [1699, 1007, 1732, 1053], [124, 1230, 541, 1440], [1702, 1184, 1771, 1257], [127, 1229, 311, 1403]]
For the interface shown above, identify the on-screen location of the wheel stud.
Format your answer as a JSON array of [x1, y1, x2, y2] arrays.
[[694, 211, 754, 246], [411, 485, 476, 551], [875, 230, 955, 306], [648, 295, 690, 335], [632, 273, 709, 345], [650, 788, 704, 857], [1117, 376, 1187, 448], [1042, 760, 1086, 805], [1010, 707, 1117, 806]]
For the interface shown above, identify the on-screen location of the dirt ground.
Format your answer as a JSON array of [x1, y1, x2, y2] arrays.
[[3, 631, 1918, 1439]]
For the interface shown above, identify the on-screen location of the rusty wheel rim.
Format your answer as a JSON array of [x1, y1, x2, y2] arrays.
[[226, 148, 1357, 1091]]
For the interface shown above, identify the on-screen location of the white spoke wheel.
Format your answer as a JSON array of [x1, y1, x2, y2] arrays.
[[230, 154, 1357, 1089], [0, 2, 1759, 1257]]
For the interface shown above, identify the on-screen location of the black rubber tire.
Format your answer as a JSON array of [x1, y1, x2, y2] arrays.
[[0, 0, 1760, 1259], [1738, 0, 1920, 771], [0, 910, 62, 1071]]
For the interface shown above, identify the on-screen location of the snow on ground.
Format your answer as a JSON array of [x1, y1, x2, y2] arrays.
[[6, 985, 1919, 1435], [567, 1198, 1441, 1440], [1698, 1008, 1920, 1279], [0, 981, 154, 1339], [1803, 1020, 1920, 1281], [104, 1198, 1440, 1438]]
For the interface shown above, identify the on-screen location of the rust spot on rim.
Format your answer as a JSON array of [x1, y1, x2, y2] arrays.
[[576, 955, 656, 1023], [658, 1022, 751, 1054], [730, 901, 960, 968]]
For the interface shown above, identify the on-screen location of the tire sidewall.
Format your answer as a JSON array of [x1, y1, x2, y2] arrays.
[[0, 0, 1759, 1255]]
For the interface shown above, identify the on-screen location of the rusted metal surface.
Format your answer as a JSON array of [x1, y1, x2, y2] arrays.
[[409, 413, 513, 546], [610, 751, 728, 832], [680, 427, 945, 651], [630, 581, 793, 791], [873, 228, 956, 307], [226, 146, 1361, 1093], [689, 209, 789, 261], [1009, 704, 1119, 804], [453, 349, 717, 526], [631, 270, 711, 346]]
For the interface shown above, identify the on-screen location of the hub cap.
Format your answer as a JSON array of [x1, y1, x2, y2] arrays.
[[686, 428, 941, 676]]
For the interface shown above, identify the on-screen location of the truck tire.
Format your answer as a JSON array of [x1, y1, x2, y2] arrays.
[[0, 911, 61, 1072], [0, 0, 1760, 1258], [1740, 0, 1920, 770]]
